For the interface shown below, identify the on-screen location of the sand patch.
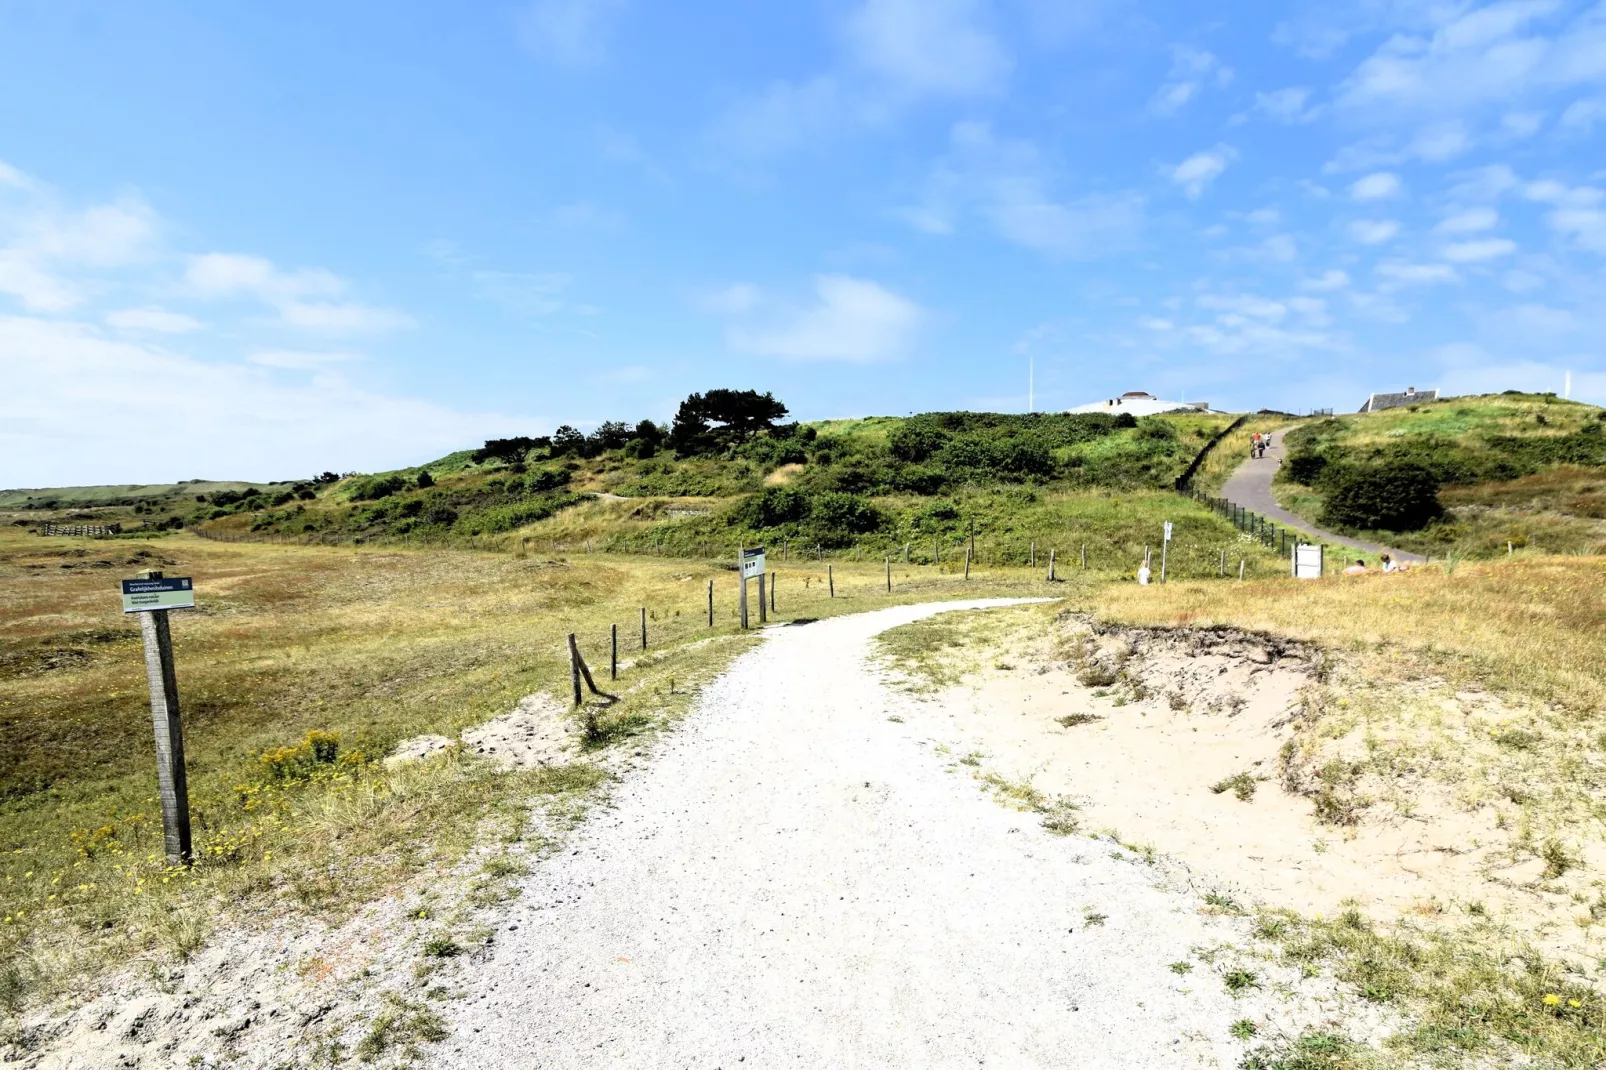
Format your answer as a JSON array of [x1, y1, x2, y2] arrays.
[[388, 693, 576, 770], [878, 612, 1606, 962]]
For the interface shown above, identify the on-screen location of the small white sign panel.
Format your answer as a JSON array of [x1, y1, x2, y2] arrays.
[[1293, 544, 1324, 580], [741, 547, 766, 579], [1163, 521, 1173, 541]]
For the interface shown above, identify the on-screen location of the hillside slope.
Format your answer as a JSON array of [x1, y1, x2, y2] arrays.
[[1274, 392, 1606, 557]]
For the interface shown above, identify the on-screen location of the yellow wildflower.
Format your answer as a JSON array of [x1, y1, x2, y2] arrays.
[[1543, 993, 1561, 1006]]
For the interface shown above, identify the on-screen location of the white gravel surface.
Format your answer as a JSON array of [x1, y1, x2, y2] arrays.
[[429, 599, 1320, 1069]]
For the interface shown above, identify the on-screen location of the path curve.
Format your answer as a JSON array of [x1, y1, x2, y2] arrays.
[[429, 599, 1309, 1069], [1220, 429, 1425, 563]]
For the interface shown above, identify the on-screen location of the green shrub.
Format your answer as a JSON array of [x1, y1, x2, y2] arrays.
[[350, 474, 408, 501], [1283, 450, 1328, 485], [733, 486, 811, 528], [805, 492, 883, 546], [1320, 463, 1443, 532]]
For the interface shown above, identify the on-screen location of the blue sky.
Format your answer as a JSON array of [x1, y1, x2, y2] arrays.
[[4, 0, 1606, 486]]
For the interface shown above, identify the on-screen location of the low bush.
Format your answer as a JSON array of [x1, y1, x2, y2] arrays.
[[1320, 463, 1443, 532]]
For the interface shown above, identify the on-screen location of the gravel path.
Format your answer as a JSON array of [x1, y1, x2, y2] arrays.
[[1220, 429, 1424, 563], [429, 599, 1313, 1069]]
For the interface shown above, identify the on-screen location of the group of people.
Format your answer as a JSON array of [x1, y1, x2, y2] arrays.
[[1250, 431, 1270, 459], [1342, 553, 1411, 576]]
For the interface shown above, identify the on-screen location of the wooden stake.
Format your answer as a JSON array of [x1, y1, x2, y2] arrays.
[[964, 547, 971, 580], [885, 557, 891, 592], [1239, 559, 1245, 580], [770, 571, 776, 613], [707, 579, 714, 627], [758, 574, 768, 624], [1219, 549, 1225, 576], [828, 565, 834, 598], [137, 574, 192, 867], [611, 623, 618, 680], [738, 547, 749, 630], [969, 518, 975, 557], [569, 631, 583, 706], [1080, 544, 1086, 569], [641, 606, 648, 649], [1048, 548, 1056, 582]]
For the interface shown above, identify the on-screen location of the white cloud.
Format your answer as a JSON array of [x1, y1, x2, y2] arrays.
[[277, 302, 415, 333], [1377, 261, 1460, 287], [1348, 219, 1401, 244], [709, 0, 1008, 157], [1522, 180, 1606, 251], [1501, 110, 1545, 138], [1560, 97, 1606, 133], [1169, 145, 1235, 199], [709, 76, 854, 156], [187, 252, 412, 333], [106, 307, 202, 334], [844, 0, 1010, 98], [901, 122, 1144, 256], [1302, 269, 1351, 291], [0, 315, 530, 486], [186, 253, 342, 301], [1198, 293, 1287, 320], [1255, 86, 1315, 123], [1151, 46, 1233, 116], [0, 178, 158, 311], [1336, 0, 1603, 119], [1350, 171, 1402, 200], [1449, 164, 1521, 202], [517, 0, 625, 68], [724, 275, 924, 362], [1437, 207, 1500, 233], [1443, 237, 1519, 261], [245, 350, 363, 370]]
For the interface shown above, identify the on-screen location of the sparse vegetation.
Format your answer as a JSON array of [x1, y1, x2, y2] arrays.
[[1210, 771, 1260, 802]]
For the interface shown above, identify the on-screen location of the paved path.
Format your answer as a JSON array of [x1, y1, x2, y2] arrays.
[[429, 600, 1307, 1069], [1220, 429, 1425, 564]]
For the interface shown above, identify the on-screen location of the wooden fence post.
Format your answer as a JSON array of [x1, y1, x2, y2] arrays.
[[568, 632, 583, 706], [828, 565, 834, 598], [964, 547, 971, 580], [641, 606, 648, 649], [1239, 559, 1245, 580], [885, 557, 891, 592], [708, 579, 714, 627], [1080, 544, 1086, 569], [770, 571, 777, 613], [1030, 541, 1036, 567], [1219, 549, 1226, 576], [969, 518, 976, 558], [137, 574, 192, 867], [611, 624, 618, 680], [735, 546, 748, 629], [1048, 548, 1056, 582], [758, 573, 767, 624]]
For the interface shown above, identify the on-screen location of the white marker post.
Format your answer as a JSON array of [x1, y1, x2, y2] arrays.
[[121, 572, 196, 866], [1161, 521, 1173, 583]]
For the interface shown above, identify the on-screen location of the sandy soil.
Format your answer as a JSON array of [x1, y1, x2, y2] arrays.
[[884, 609, 1603, 959]]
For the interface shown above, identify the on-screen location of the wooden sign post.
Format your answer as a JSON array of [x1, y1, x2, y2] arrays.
[[122, 572, 194, 866]]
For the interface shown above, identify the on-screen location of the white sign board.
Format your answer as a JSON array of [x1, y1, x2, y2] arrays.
[[121, 577, 195, 613], [741, 547, 766, 579], [1293, 544, 1323, 580], [1163, 521, 1173, 542]]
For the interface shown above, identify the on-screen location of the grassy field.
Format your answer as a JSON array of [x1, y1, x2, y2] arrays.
[[0, 529, 1069, 1015]]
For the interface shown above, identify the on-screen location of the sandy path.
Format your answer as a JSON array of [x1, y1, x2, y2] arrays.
[[428, 600, 1315, 1069], [1220, 429, 1424, 563]]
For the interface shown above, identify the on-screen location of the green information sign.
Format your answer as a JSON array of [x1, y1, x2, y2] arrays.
[[121, 577, 196, 613]]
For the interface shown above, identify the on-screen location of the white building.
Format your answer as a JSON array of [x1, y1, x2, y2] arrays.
[[1068, 391, 1221, 417]]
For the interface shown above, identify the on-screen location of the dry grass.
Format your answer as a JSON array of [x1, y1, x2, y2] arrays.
[[1093, 555, 1606, 712], [0, 530, 1044, 1014]]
